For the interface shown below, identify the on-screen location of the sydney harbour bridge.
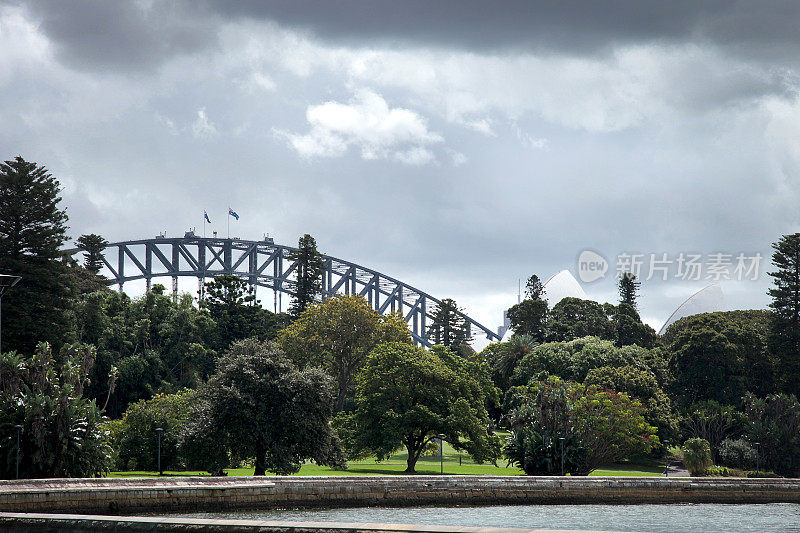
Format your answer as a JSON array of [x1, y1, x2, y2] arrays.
[[67, 232, 501, 347]]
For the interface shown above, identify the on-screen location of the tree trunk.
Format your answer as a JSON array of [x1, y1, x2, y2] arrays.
[[404, 440, 421, 473], [254, 436, 266, 476]]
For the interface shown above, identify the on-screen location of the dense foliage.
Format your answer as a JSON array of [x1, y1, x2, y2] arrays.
[[107, 389, 197, 471], [768, 233, 800, 393], [0, 343, 111, 478], [181, 339, 343, 475], [506, 377, 658, 473], [682, 438, 713, 476], [341, 342, 502, 473], [279, 294, 412, 411], [287, 234, 324, 318]]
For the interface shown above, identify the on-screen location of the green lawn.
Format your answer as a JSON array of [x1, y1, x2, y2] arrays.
[[107, 441, 675, 477]]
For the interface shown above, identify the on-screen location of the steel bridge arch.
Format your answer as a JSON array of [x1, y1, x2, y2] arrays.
[[66, 233, 500, 347]]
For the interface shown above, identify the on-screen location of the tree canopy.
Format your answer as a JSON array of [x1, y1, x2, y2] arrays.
[[287, 234, 324, 318], [279, 294, 411, 412], [342, 342, 502, 473], [181, 338, 343, 475], [767, 233, 800, 393]]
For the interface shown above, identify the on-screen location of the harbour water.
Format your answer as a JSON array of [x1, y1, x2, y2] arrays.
[[183, 503, 800, 533]]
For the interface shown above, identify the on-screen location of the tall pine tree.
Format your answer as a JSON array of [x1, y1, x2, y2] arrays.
[[0, 156, 73, 354], [767, 233, 800, 392], [618, 272, 640, 310], [287, 234, 324, 318], [76, 233, 108, 274], [427, 298, 472, 351]]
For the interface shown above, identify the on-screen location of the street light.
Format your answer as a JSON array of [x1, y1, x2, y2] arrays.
[[559, 437, 565, 476], [754, 442, 760, 474], [14, 424, 22, 479], [156, 427, 164, 475], [0, 274, 22, 390], [437, 434, 446, 475], [664, 441, 670, 477]]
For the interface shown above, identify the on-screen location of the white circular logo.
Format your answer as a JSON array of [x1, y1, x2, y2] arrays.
[[577, 250, 608, 283]]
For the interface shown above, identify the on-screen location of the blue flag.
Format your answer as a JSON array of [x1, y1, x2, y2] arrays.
[[204, 210, 211, 223], [228, 208, 239, 220]]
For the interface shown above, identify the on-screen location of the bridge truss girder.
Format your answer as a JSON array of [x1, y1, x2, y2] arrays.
[[68, 236, 500, 348]]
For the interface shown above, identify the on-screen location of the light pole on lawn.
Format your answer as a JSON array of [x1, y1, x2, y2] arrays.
[[438, 434, 446, 475], [0, 274, 22, 390], [664, 441, 670, 477], [15, 424, 22, 479], [754, 442, 760, 474], [156, 427, 164, 475]]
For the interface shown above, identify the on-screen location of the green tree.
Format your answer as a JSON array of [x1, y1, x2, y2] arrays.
[[506, 300, 548, 342], [525, 274, 545, 300], [279, 294, 412, 412], [0, 343, 111, 478], [506, 377, 658, 474], [612, 303, 657, 348], [287, 234, 325, 318], [681, 400, 746, 461], [585, 364, 678, 444], [427, 298, 473, 350], [682, 438, 713, 476], [181, 338, 343, 476], [742, 392, 800, 477], [0, 156, 73, 354], [618, 272, 640, 310], [546, 298, 615, 343], [767, 233, 800, 392], [490, 334, 537, 394], [201, 275, 288, 351], [666, 310, 776, 407], [76, 233, 109, 275], [343, 342, 502, 473], [73, 288, 217, 418], [108, 389, 197, 471]]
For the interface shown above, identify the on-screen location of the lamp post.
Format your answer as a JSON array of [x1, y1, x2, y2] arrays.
[[438, 434, 446, 475], [0, 274, 22, 390], [664, 441, 670, 477], [156, 427, 164, 475], [15, 424, 22, 479], [754, 442, 760, 474], [559, 437, 565, 476]]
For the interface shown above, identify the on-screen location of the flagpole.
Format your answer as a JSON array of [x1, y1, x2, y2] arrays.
[[227, 208, 230, 239]]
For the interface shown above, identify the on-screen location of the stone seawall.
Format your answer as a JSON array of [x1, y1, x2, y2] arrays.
[[1, 476, 799, 515]]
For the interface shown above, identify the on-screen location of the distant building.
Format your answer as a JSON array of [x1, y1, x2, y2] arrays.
[[658, 283, 726, 335], [542, 270, 588, 305]]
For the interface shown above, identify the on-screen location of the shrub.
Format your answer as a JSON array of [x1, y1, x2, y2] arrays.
[[682, 438, 713, 476], [704, 465, 745, 477], [718, 438, 756, 470], [746, 470, 780, 478], [505, 424, 588, 475], [110, 389, 198, 471]]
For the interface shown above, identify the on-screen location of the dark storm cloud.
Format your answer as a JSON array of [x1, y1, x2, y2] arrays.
[[10, 0, 217, 71], [203, 0, 800, 58]]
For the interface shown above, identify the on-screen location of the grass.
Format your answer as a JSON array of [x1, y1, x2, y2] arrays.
[[106, 441, 675, 477]]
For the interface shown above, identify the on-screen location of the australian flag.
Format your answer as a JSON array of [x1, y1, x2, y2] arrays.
[[204, 210, 211, 223], [228, 208, 239, 220]]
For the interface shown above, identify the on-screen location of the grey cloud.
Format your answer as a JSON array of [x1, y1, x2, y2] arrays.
[[202, 0, 800, 60], [13, 0, 217, 71]]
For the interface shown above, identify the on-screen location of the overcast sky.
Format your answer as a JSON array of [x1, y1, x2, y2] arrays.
[[2, 1, 799, 336]]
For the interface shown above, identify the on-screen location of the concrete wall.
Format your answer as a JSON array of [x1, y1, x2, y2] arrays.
[[1, 476, 799, 515]]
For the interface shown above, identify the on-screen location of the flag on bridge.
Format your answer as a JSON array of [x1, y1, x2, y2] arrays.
[[204, 210, 211, 223], [228, 207, 239, 220]]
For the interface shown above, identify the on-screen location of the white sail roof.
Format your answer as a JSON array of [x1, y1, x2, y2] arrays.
[[542, 270, 588, 305], [658, 283, 726, 335]]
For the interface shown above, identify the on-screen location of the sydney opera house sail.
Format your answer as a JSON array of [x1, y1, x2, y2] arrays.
[[658, 283, 726, 335], [542, 270, 588, 305]]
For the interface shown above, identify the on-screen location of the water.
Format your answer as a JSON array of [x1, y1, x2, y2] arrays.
[[182, 503, 800, 533]]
